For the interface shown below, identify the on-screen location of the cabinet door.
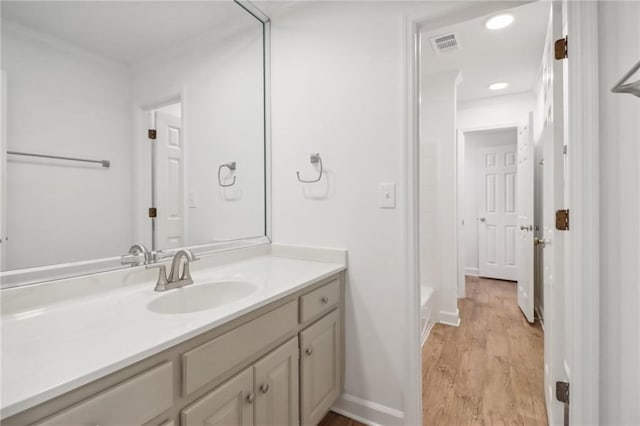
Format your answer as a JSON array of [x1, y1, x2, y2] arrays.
[[299, 310, 341, 426], [254, 337, 300, 426], [181, 368, 254, 426]]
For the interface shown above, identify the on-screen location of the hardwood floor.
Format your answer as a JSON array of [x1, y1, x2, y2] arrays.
[[423, 276, 547, 425], [320, 276, 546, 426], [318, 411, 365, 426]]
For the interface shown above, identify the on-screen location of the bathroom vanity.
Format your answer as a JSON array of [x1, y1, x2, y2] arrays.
[[1, 245, 347, 426]]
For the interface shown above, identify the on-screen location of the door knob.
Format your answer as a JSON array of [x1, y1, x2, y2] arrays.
[[520, 225, 528, 230], [479, 217, 486, 222], [534, 237, 548, 247]]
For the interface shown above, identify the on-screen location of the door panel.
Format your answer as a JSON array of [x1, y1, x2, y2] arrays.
[[542, 2, 566, 423], [300, 310, 340, 426], [479, 144, 518, 281], [517, 115, 535, 323], [254, 337, 299, 426], [181, 368, 254, 426]]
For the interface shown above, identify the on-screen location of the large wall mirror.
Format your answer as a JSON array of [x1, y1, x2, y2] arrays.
[[0, 1, 270, 287]]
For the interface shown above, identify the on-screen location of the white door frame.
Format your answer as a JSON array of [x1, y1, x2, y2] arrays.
[[0, 71, 7, 269], [402, 2, 599, 424], [564, 2, 599, 423]]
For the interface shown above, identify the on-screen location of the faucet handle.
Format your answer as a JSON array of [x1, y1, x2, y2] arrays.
[[146, 263, 170, 291]]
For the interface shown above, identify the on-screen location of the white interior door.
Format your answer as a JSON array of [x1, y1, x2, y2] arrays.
[[517, 115, 535, 323], [542, 2, 566, 423], [478, 144, 518, 281], [155, 111, 185, 250]]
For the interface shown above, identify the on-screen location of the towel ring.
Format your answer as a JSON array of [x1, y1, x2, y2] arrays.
[[218, 161, 237, 187], [611, 60, 640, 98], [296, 153, 323, 183]]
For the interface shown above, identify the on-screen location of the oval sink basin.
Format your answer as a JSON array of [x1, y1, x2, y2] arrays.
[[147, 281, 257, 314]]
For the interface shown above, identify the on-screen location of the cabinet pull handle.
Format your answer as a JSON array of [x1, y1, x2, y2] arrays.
[[260, 383, 270, 394], [246, 392, 255, 404], [320, 296, 329, 304], [305, 348, 313, 356]]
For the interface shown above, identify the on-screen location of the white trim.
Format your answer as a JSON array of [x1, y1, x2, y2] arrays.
[[332, 394, 404, 426], [263, 18, 272, 242], [401, 13, 422, 426], [566, 2, 599, 423], [0, 71, 7, 270], [465, 267, 479, 277], [439, 309, 461, 327], [421, 319, 436, 347]]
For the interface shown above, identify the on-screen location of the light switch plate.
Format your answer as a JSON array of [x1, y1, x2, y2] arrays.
[[379, 183, 396, 209], [188, 191, 198, 208]]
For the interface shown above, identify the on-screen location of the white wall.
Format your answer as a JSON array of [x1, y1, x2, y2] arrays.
[[420, 70, 461, 325], [131, 17, 265, 246], [598, 1, 640, 423], [463, 129, 517, 275], [458, 92, 535, 131], [266, 1, 467, 422], [1, 22, 133, 270]]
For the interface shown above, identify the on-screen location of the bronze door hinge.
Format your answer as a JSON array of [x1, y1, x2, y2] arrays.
[[555, 36, 568, 60], [148, 129, 157, 140], [148, 207, 157, 218], [556, 381, 570, 426], [556, 209, 570, 231]]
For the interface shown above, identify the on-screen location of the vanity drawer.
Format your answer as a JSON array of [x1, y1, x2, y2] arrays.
[[182, 300, 298, 396], [299, 279, 340, 323], [36, 362, 173, 426]]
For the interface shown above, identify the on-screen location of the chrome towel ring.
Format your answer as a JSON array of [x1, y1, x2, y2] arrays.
[[611, 60, 640, 98], [296, 153, 323, 183], [218, 161, 237, 187]]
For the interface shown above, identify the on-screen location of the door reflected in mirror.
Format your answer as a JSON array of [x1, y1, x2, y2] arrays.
[[0, 1, 267, 283]]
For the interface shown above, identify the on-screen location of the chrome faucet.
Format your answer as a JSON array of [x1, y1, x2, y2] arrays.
[[121, 243, 151, 265], [147, 249, 199, 292]]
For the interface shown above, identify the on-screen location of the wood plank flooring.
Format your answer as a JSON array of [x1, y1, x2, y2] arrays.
[[318, 411, 366, 426], [320, 276, 546, 426], [422, 276, 546, 425]]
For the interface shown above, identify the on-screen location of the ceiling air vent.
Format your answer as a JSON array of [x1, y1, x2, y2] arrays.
[[430, 33, 459, 55]]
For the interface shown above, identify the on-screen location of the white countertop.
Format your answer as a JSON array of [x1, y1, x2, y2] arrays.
[[0, 244, 346, 419]]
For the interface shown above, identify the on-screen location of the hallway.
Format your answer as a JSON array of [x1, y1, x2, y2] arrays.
[[422, 276, 547, 425]]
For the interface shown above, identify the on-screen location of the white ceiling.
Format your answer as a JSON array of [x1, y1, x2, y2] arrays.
[[421, 1, 550, 102], [1, 1, 260, 65]]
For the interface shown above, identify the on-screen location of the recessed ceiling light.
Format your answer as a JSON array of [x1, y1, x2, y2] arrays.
[[489, 82, 509, 91], [485, 14, 514, 30]]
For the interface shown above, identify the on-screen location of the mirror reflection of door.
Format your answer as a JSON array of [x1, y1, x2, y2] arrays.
[[153, 104, 184, 250]]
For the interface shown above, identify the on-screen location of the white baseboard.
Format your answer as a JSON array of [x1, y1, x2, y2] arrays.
[[439, 309, 461, 326], [331, 393, 404, 426], [465, 267, 479, 276], [421, 318, 436, 346]]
